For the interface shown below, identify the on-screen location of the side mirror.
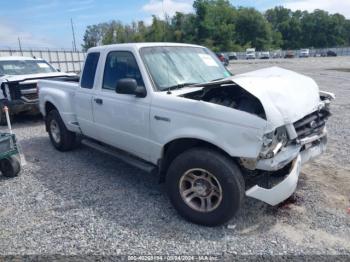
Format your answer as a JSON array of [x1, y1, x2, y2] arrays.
[[134, 85, 147, 98], [115, 78, 146, 98], [56, 68, 61, 72]]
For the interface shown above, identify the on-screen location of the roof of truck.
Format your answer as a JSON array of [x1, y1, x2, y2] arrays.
[[0, 56, 41, 61], [89, 42, 204, 52]]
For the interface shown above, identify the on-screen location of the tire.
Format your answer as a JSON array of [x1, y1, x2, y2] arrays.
[[0, 155, 21, 177], [166, 148, 245, 226], [46, 110, 76, 151]]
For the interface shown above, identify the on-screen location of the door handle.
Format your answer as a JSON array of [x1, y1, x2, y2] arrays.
[[94, 98, 103, 105], [154, 115, 170, 122]]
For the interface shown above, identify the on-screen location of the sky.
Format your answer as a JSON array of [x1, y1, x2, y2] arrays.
[[0, 0, 349, 50]]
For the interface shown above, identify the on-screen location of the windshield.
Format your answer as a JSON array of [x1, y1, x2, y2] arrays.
[[140, 46, 231, 91], [0, 60, 56, 76]]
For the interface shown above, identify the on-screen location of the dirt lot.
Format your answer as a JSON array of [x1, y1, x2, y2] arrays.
[[0, 57, 349, 259]]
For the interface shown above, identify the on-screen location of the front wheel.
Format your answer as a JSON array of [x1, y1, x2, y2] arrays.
[[46, 110, 76, 151], [166, 148, 245, 226]]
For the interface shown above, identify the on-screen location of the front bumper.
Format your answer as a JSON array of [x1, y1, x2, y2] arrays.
[[1, 99, 39, 115], [245, 133, 327, 206]]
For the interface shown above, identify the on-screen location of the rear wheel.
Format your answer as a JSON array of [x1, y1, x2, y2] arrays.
[[0, 155, 21, 177], [46, 110, 76, 151], [166, 148, 245, 226]]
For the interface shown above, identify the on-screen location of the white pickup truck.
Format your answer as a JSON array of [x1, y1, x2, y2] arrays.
[[0, 56, 77, 124], [38, 43, 334, 226]]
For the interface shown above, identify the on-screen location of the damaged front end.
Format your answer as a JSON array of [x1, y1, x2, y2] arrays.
[[180, 81, 267, 120], [244, 96, 332, 206], [244, 109, 330, 205], [179, 67, 334, 206]]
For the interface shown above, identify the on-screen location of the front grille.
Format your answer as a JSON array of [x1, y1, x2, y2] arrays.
[[19, 83, 37, 90], [6, 82, 38, 101], [293, 109, 330, 139], [19, 83, 38, 101], [22, 93, 38, 100]]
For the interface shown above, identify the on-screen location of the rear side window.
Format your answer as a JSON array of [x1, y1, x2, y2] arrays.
[[81, 52, 100, 89]]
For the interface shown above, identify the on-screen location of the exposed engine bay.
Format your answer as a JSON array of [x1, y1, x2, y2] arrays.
[[180, 83, 266, 119]]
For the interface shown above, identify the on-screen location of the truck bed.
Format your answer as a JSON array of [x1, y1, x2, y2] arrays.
[[43, 75, 80, 83], [38, 77, 79, 90], [39, 77, 81, 133]]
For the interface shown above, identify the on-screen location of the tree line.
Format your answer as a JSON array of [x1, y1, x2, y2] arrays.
[[82, 0, 350, 52]]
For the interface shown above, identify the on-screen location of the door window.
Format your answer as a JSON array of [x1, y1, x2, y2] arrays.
[[102, 51, 144, 90]]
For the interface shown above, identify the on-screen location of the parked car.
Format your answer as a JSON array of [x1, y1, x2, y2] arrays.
[[0, 56, 77, 125], [259, 51, 270, 59], [299, 49, 310, 58], [271, 50, 282, 59], [227, 52, 238, 60], [246, 48, 256, 59], [215, 53, 229, 66], [285, 50, 295, 58], [327, 50, 337, 57], [39, 43, 334, 226]]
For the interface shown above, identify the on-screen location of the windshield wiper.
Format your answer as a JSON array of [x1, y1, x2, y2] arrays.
[[166, 82, 198, 92], [210, 78, 225, 82]]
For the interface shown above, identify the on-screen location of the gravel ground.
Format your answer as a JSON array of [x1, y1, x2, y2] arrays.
[[0, 57, 349, 259]]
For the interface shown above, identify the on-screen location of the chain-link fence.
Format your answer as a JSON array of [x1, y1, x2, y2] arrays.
[[1, 46, 349, 70], [233, 46, 350, 59], [0, 48, 86, 73]]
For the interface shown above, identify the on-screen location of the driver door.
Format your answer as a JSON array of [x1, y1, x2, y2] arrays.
[[92, 51, 152, 161]]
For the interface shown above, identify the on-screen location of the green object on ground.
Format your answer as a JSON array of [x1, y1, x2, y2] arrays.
[[0, 133, 19, 159]]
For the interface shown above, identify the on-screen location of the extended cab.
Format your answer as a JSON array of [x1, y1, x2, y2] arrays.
[[38, 43, 334, 226], [0, 56, 77, 124]]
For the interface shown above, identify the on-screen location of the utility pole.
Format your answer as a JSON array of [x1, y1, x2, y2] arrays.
[[162, 0, 166, 42], [18, 37, 23, 55], [71, 18, 77, 52]]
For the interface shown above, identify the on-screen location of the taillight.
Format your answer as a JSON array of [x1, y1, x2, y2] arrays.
[[219, 55, 224, 62]]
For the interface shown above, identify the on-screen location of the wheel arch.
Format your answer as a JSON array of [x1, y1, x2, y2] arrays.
[[159, 137, 237, 182], [45, 101, 58, 115]]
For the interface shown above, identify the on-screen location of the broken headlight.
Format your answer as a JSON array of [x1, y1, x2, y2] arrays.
[[260, 126, 288, 159]]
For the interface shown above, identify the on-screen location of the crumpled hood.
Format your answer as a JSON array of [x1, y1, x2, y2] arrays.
[[1, 72, 76, 82], [229, 67, 321, 130]]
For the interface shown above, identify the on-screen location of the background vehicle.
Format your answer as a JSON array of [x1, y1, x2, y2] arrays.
[[246, 48, 256, 59], [215, 53, 229, 66], [284, 50, 295, 58], [39, 43, 333, 226], [227, 52, 238, 60], [259, 51, 270, 59], [0, 56, 77, 125], [314, 52, 324, 57], [299, 49, 310, 58], [327, 50, 337, 57], [271, 50, 282, 58]]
